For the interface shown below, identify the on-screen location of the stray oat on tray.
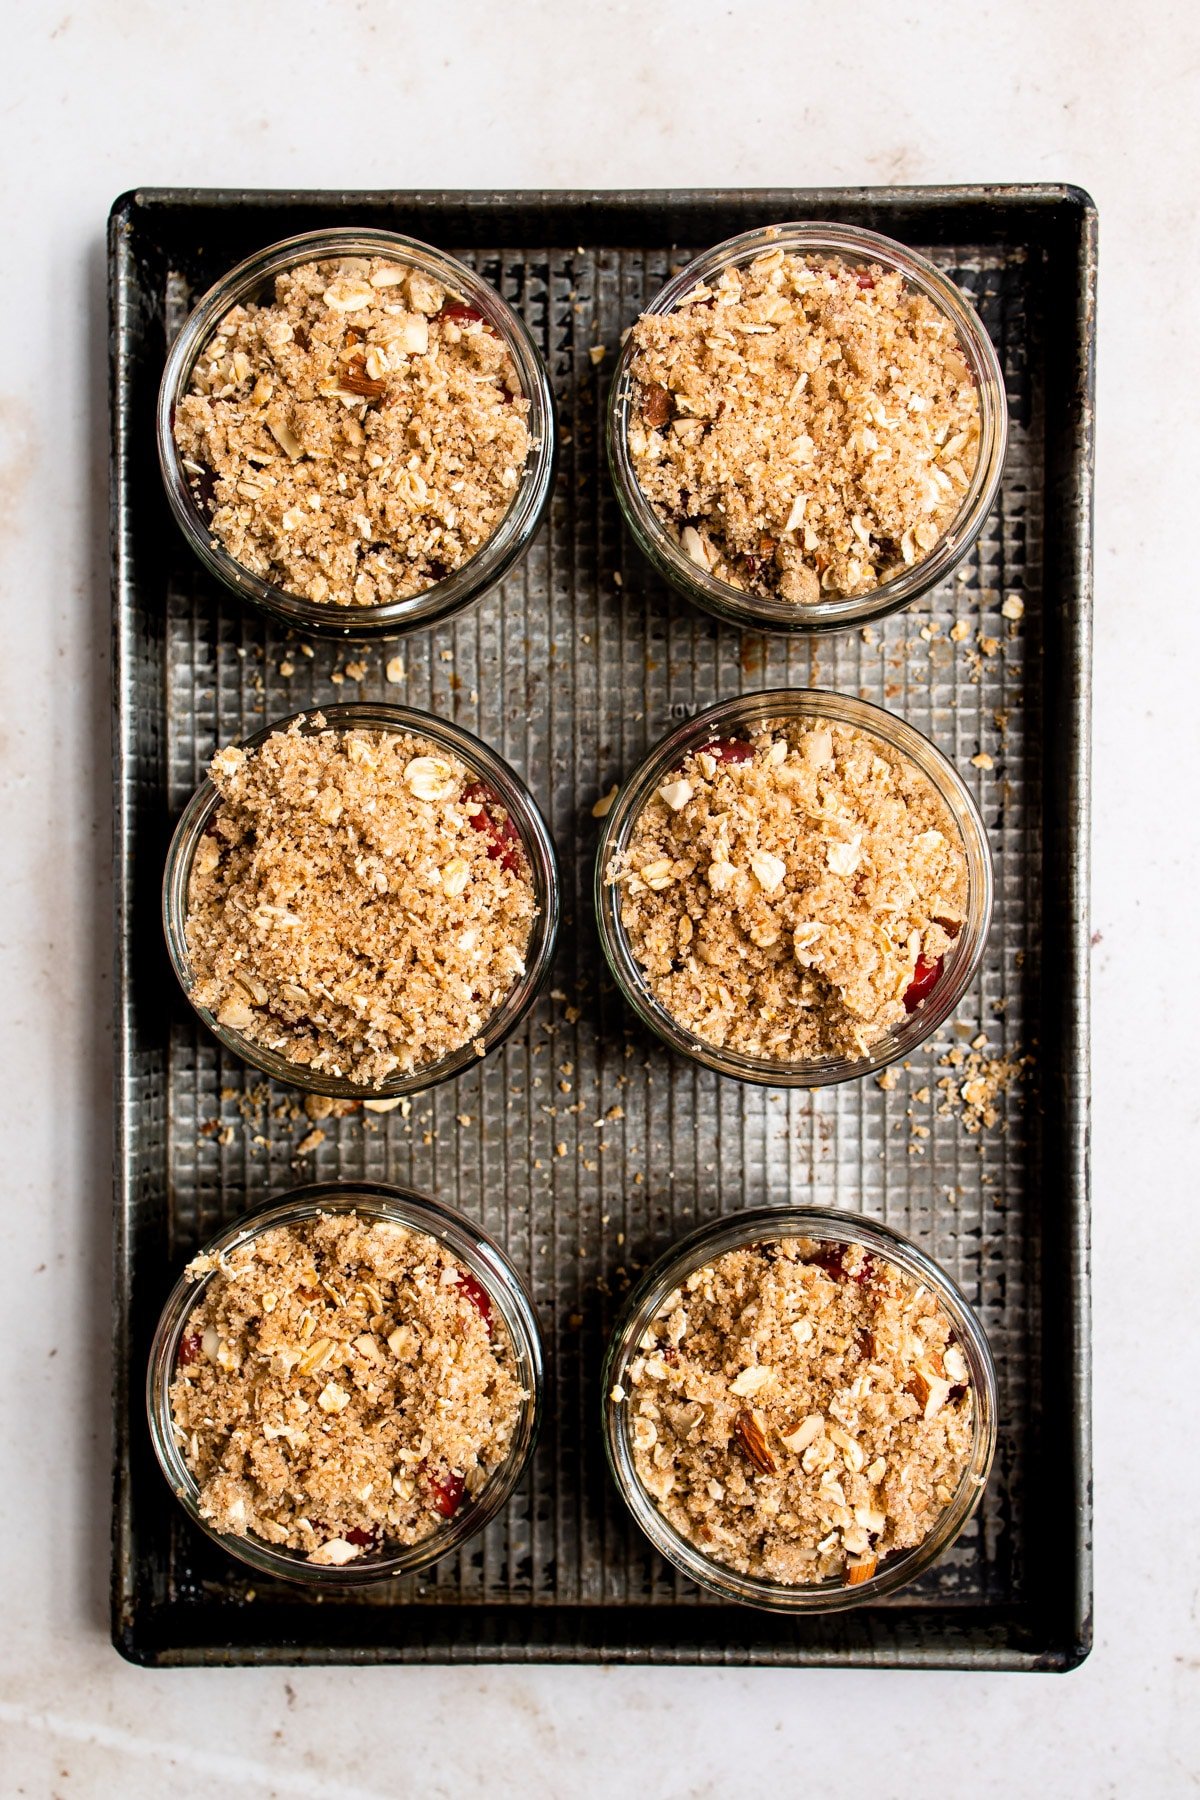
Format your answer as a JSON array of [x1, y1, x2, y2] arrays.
[[608, 718, 967, 1062], [174, 256, 531, 606], [185, 717, 536, 1086], [625, 1236, 974, 1585], [170, 1213, 524, 1563], [627, 249, 979, 601]]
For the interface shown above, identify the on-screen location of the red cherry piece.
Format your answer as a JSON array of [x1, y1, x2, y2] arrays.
[[457, 1270, 493, 1331], [904, 954, 944, 1012], [177, 1331, 203, 1366], [428, 1470, 466, 1519], [438, 300, 496, 335], [461, 781, 522, 873], [856, 272, 876, 291], [702, 737, 755, 765], [344, 1525, 381, 1550], [849, 1251, 877, 1287], [810, 1246, 846, 1281]]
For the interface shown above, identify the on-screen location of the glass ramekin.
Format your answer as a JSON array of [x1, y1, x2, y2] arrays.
[[594, 689, 992, 1086], [602, 1205, 997, 1612], [157, 227, 557, 639], [163, 702, 560, 1097], [606, 221, 1007, 634], [147, 1182, 545, 1586]]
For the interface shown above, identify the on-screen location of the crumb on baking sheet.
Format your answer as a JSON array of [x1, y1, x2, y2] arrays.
[[608, 718, 967, 1061], [174, 256, 531, 607], [934, 1038, 1033, 1132], [623, 1235, 973, 1584], [169, 1212, 524, 1562], [626, 249, 979, 602], [185, 716, 536, 1086]]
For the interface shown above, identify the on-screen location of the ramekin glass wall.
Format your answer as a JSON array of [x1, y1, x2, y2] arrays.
[[606, 222, 1007, 633], [593, 689, 992, 1086], [158, 227, 557, 637], [602, 1206, 997, 1612], [148, 1183, 545, 1585], [163, 703, 560, 1098]]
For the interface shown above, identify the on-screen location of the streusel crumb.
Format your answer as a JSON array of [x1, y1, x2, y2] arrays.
[[174, 256, 531, 606], [624, 1236, 975, 1584], [185, 717, 536, 1086], [169, 1213, 524, 1562], [609, 719, 967, 1061], [627, 248, 980, 601]]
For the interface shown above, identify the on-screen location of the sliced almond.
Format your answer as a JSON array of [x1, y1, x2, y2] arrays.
[[729, 1365, 774, 1398], [297, 1336, 334, 1376], [749, 849, 786, 893], [323, 278, 374, 312], [308, 1537, 360, 1566], [640, 858, 675, 891], [657, 778, 693, 811], [733, 1408, 777, 1475], [826, 834, 863, 877], [441, 856, 471, 897], [681, 524, 714, 570], [781, 1412, 824, 1454], [403, 755, 458, 802]]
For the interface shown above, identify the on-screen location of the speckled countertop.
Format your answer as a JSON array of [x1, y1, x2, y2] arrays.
[[1, 2, 1197, 1794]]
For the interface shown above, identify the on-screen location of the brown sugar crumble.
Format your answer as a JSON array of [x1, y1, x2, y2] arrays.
[[169, 1213, 524, 1563], [185, 717, 536, 1086], [623, 1236, 975, 1585], [174, 256, 531, 607], [608, 719, 968, 1061], [627, 249, 980, 602]]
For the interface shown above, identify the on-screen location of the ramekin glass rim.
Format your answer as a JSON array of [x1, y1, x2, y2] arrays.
[[147, 1181, 545, 1586], [163, 701, 561, 1097], [602, 1203, 998, 1613], [157, 225, 557, 639], [606, 219, 1008, 634], [593, 688, 993, 1087]]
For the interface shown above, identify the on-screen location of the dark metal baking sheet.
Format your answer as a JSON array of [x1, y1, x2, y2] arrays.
[[110, 185, 1094, 1669]]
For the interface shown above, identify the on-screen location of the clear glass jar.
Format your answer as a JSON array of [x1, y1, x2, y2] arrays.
[[606, 222, 1007, 634], [593, 689, 992, 1086], [147, 1182, 545, 1585], [157, 227, 557, 639], [602, 1205, 997, 1612], [163, 701, 560, 1097]]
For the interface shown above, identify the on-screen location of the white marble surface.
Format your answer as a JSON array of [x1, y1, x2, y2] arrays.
[[2, 1, 1198, 1793]]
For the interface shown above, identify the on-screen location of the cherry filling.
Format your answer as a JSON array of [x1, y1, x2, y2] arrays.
[[809, 1247, 877, 1286], [186, 459, 220, 525], [438, 300, 496, 335], [177, 1331, 203, 1366], [426, 1469, 466, 1519], [855, 271, 876, 291], [903, 954, 945, 1012], [700, 737, 755, 766], [344, 1525, 382, 1550], [456, 1269, 493, 1332], [461, 781, 523, 873]]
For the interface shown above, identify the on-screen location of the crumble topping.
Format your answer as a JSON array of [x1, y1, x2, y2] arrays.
[[174, 255, 531, 606], [169, 1213, 525, 1562], [622, 1236, 975, 1585], [608, 718, 967, 1062], [627, 248, 980, 601], [185, 717, 536, 1086]]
